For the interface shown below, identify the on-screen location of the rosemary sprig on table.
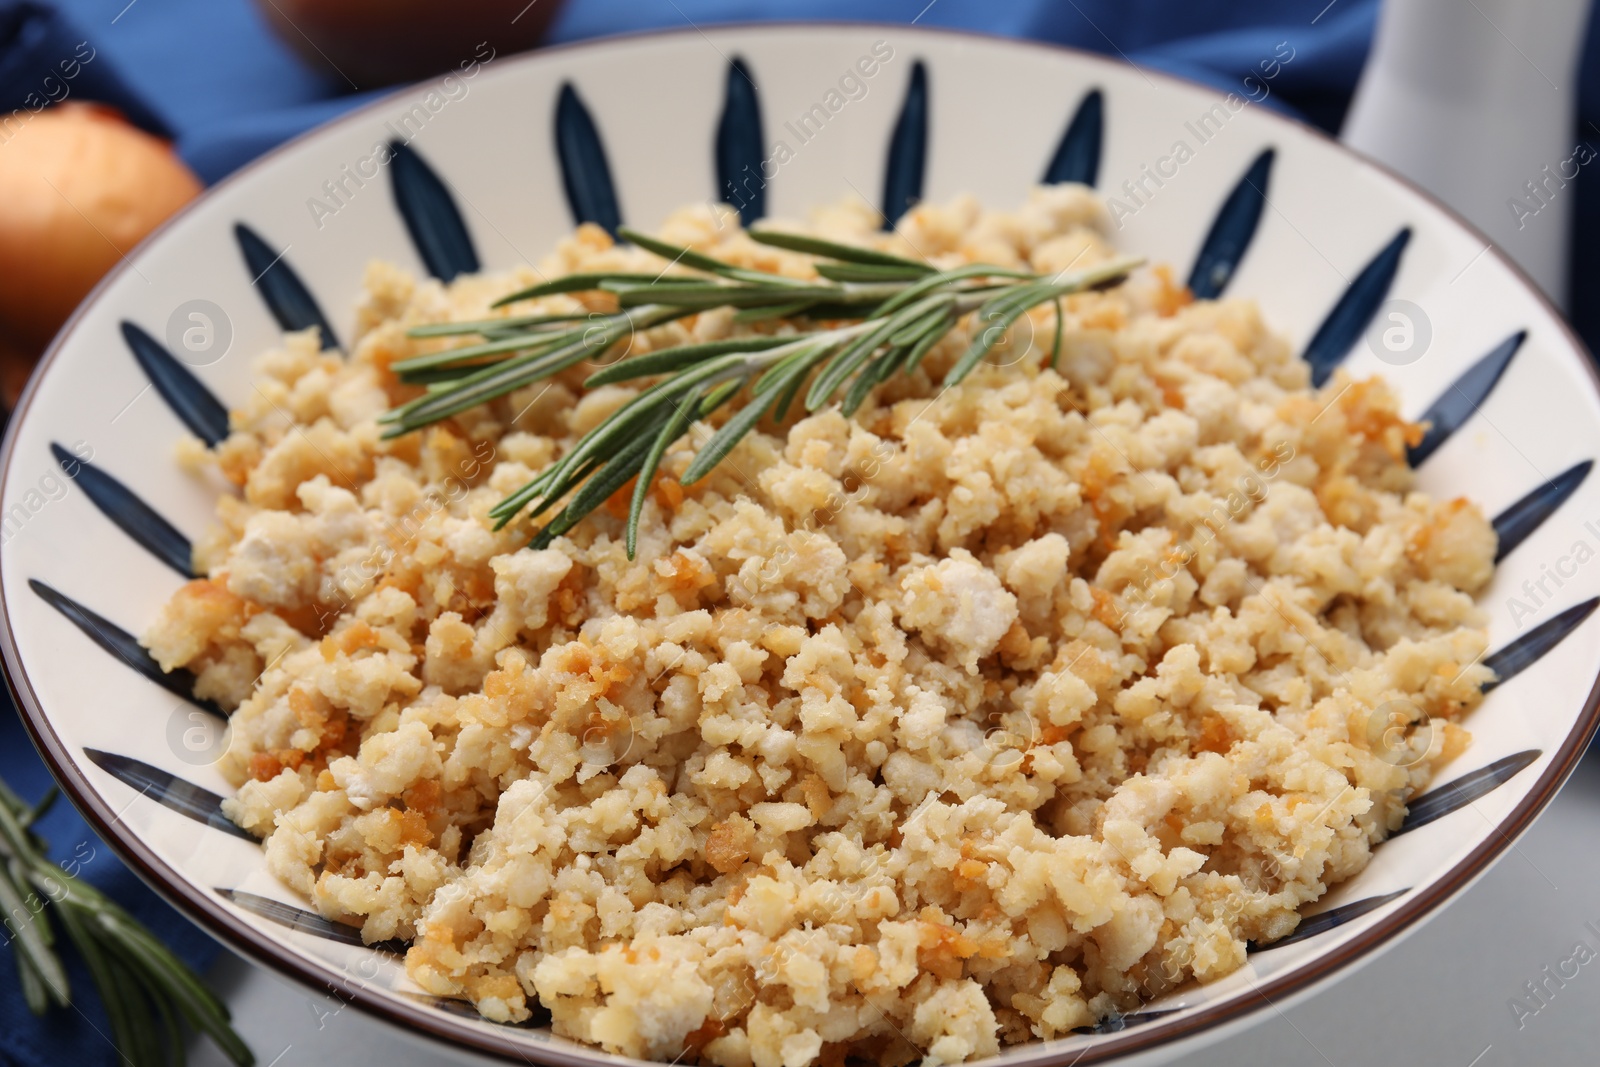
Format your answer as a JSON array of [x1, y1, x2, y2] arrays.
[[381, 227, 1142, 557], [0, 779, 253, 1066]]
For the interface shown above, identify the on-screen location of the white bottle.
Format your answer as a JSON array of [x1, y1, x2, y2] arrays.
[[1341, 0, 1592, 304]]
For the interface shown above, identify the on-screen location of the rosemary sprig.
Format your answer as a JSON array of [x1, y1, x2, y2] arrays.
[[0, 779, 253, 1066], [383, 224, 1142, 557]]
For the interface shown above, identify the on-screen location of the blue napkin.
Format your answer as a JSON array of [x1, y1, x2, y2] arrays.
[[0, 0, 168, 135], [0, 691, 222, 1067]]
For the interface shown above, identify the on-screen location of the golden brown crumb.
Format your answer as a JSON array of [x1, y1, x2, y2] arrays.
[[148, 189, 1497, 1066]]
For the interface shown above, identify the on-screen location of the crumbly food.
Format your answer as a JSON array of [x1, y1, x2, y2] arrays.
[[144, 187, 1496, 1066]]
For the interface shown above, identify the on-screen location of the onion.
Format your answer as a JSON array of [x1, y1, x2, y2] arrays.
[[0, 103, 201, 355]]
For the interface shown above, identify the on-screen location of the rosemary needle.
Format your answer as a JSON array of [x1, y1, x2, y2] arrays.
[[0, 779, 253, 1066], [386, 224, 1142, 558]]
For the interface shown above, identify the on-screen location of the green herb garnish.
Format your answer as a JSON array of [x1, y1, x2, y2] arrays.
[[0, 779, 253, 1066], [382, 226, 1142, 557]]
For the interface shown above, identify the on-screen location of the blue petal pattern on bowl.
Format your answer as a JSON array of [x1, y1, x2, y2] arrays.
[[388, 140, 481, 282], [1041, 88, 1103, 187], [1492, 460, 1593, 562], [217, 888, 407, 953], [554, 83, 623, 236], [1393, 750, 1542, 836], [1482, 597, 1600, 692], [120, 321, 230, 447], [1075, 1009, 1181, 1035], [1187, 148, 1273, 300], [50, 442, 193, 578], [233, 223, 340, 351], [29, 579, 221, 717], [83, 749, 250, 839], [1408, 331, 1524, 467], [717, 57, 765, 225], [1303, 228, 1411, 387], [880, 60, 927, 227], [1251, 889, 1409, 951]]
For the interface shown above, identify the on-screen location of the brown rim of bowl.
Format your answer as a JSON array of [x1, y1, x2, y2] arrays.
[[2, 20, 1598, 1067]]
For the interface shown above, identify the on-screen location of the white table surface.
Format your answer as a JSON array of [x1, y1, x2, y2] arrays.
[[190, 751, 1600, 1067]]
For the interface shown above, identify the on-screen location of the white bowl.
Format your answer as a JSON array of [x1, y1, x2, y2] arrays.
[[3, 23, 1599, 1067]]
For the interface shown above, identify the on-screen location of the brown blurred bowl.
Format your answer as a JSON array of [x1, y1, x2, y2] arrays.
[[255, 0, 564, 88]]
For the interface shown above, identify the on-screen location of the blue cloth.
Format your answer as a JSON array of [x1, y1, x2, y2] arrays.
[[1, 1, 1597, 1064], [0, 694, 222, 1067]]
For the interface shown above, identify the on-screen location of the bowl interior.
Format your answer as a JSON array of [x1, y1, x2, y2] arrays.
[[3, 23, 1600, 1067]]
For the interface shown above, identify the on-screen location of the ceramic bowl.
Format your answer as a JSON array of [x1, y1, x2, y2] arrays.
[[3, 23, 1599, 1067]]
